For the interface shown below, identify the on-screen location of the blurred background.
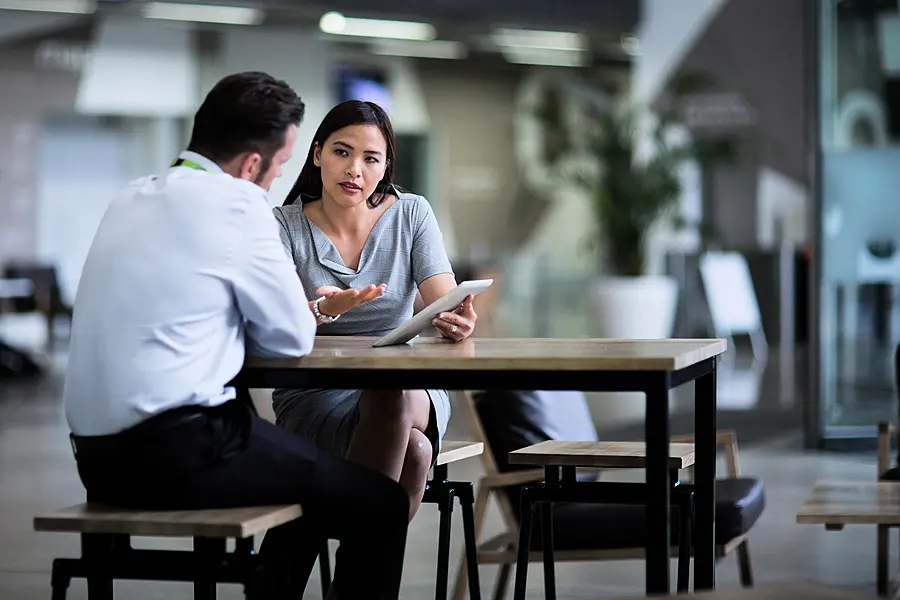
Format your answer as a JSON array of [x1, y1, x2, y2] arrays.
[[0, 0, 897, 451]]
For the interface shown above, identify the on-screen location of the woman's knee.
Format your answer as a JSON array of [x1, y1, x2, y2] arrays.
[[358, 389, 430, 431], [404, 429, 433, 479]]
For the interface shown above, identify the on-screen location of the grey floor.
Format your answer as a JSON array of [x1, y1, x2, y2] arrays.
[[0, 349, 891, 599]]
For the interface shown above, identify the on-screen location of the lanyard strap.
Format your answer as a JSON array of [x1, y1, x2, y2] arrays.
[[170, 157, 211, 172]]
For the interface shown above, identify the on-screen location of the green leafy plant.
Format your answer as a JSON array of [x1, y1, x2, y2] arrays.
[[537, 72, 738, 276]]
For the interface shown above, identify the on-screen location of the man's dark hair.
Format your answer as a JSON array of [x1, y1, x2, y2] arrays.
[[187, 71, 305, 171]]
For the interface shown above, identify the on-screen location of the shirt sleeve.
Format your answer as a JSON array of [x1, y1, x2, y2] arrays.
[[410, 196, 454, 285], [231, 194, 317, 358]]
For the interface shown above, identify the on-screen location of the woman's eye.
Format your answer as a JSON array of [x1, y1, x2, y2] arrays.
[[366, 157, 379, 163], [334, 148, 348, 157]]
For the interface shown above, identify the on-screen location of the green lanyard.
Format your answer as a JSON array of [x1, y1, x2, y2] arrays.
[[170, 157, 212, 172]]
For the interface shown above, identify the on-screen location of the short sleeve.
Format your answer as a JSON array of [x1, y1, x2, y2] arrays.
[[271, 206, 296, 263], [410, 195, 454, 285]]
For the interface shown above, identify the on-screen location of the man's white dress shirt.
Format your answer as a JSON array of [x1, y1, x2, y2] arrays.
[[64, 151, 317, 437]]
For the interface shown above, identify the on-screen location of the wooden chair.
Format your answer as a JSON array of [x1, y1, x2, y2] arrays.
[[451, 391, 761, 600], [318, 439, 485, 600], [34, 502, 303, 599]]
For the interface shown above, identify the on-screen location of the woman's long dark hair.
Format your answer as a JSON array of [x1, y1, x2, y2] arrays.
[[283, 100, 398, 208]]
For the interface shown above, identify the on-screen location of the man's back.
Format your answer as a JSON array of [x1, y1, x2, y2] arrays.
[[64, 156, 316, 436]]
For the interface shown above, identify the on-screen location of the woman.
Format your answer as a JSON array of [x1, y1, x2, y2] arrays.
[[272, 100, 477, 524]]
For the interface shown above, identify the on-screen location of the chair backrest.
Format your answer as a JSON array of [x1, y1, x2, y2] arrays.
[[453, 390, 597, 533]]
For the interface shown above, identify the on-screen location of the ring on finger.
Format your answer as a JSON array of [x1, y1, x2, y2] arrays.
[[451, 324, 458, 334]]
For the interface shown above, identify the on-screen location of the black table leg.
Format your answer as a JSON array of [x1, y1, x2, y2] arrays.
[[645, 372, 671, 595], [694, 359, 717, 591], [542, 467, 559, 600]]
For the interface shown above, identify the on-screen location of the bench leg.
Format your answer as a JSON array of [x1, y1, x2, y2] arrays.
[[82, 533, 115, 600], [318, 538, 332, 599], [676, 492, 693, 593], [244, 565, 265, 600], [194, 537, 225, 600], [50, 558, 72, 600], [456, 481, 483, 600], [435, 485, 456, 600], [512, 488, 535, 600]]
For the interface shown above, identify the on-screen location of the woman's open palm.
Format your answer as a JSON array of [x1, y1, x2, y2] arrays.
[[316, 284, 386, 317]]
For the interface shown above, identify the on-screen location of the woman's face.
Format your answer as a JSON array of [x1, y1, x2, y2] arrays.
[[314, 123, 388, 208]]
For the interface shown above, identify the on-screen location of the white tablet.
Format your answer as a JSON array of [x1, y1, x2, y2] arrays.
[[373, 279, 494, 347]]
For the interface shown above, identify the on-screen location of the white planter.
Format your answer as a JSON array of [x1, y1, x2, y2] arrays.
[[591, 275, 679, 339], [587, 275, 679, 427]]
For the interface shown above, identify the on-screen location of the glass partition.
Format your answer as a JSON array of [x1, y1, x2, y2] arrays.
[[817, 0, 900, 444]]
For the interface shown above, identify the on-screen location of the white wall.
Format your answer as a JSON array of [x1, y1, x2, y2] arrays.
[[37, 117, 134, 303], [199, 27, 334, 206]]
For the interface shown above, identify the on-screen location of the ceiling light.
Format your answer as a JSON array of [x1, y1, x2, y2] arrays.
[[491, 27, 587, 52], [319, 11, 436, 41], [370, 40, 467, 60], [0, 0, 96, 13], [501, 47, 588, 68], [141, 2, 264, 26]]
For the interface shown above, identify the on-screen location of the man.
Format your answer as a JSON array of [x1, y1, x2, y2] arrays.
[[63, 72, 409, 599]]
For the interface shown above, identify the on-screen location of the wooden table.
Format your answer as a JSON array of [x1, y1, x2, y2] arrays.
[[235, 336, 727, 596]]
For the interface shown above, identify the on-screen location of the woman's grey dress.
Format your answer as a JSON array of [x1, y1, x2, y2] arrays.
[[271, 192, 454, 459]]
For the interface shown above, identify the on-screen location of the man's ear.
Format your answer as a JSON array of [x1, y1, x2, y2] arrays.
[[238, 152, 262, 181], [313, 142, 321, 167]]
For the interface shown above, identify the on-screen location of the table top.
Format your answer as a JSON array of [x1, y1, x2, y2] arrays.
[[244, 336, 727, 373], [796, 481, 900, 525]]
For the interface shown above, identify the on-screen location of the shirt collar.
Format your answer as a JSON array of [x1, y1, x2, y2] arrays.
[[175, 150, 224, 174]]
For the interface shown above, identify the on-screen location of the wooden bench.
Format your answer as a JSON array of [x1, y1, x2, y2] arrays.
[[508, 440, 697, 470], [317, 439, 485, 600], [508, 440, 700, 597], [34, 503, 302, 600], [796, 481, 900, 530], [797, 479, 900, 598], [593, 581, 871, 599], [450, 390, 763, 600]]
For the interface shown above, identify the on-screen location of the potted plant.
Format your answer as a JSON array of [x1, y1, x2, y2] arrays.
[[533, 72, 736, 338]]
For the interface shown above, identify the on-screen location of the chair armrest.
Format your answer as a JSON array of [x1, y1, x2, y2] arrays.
[[671, 429, 736, 447], [671, 429, 740, 479], [479, 469, 545, 488]]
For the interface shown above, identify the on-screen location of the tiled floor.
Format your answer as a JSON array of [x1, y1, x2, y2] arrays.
[[0, 351, 891, 599]]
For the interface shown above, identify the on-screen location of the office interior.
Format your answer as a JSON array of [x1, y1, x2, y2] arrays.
[[2, 0, 900, 598]]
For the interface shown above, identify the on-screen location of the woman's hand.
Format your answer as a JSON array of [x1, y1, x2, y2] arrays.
[[432, 294, 477, 342], [315, 284, 386, 318]]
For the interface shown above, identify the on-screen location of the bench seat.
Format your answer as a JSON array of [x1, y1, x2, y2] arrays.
[[34, 503, 302, 539]]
